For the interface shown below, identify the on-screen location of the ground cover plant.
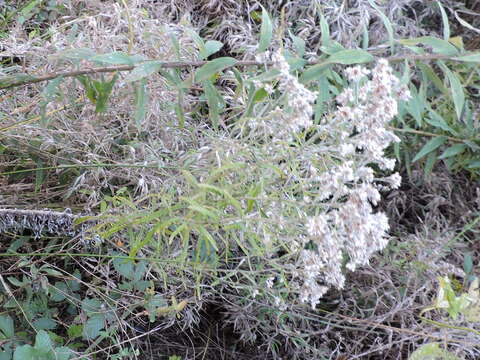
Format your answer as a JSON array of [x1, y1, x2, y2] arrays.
[[0, 0, 479, 359]]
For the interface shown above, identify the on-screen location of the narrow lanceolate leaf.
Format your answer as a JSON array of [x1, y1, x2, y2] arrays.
[[327, 49, 374, 65], [438, 144, 467, 159], [125, 61, 162, 82], [412, 136, 447, 163], [453, 52, 480, 63], [195, 57, 237, 82], [367, 0, 395, 53], [91, 51, 137, 65], [437, 1, 450, 40], [439, 62, 465, 121], [134, 78, 148, 130], [258, 5, 273, 52]]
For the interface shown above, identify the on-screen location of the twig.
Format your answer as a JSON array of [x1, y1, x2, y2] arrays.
[[0, 52, 462, 90]]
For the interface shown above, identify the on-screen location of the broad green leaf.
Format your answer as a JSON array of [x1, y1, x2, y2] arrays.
[[67, 324, 83, 339], [300, 63, 330, 83], [203, 40, 224, 58], [453, 52, 480, 63], [438, 144, 467, 159], [83, 314, 105, 340], [409, 343, 460, 360], [134, 78, 148, 130], [0, 315, 14, 338], [33, 317, 57, 331], [81, 298, 103, 314], [54, 347, 74, 360], [113, 257, 135, 280], [327, 49, 373, 65], [125, 61, 162, 82], [91, 51, 138, 65], [258, 5, 273, 52], [13, 345, 35, 360], [412, 136, 447, 163], [195, 57, 237, 83], [439, 62, 465, 121], [34, 330, 53, 353]]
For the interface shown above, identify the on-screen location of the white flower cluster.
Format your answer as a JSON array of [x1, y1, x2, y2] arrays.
[[248, 52, 317, 139], [294, 59, 410, 309]]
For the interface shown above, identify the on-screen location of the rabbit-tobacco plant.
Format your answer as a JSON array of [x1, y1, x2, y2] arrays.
[[205, 54, 411, 309]]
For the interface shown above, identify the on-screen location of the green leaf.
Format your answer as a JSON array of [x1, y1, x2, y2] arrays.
[[409, 343, 460, 360], [113, 257, 135, 280], [424, 150, 438, 178], [33, 318, 57, 331], [463, 253, 474, 275], [13, 345, 35, 360], [437, 2, 450, 40], [399, 37, 459, 56], [134, 78, 148, 130], [327, 49, 374, 65], [258, 5, 273, 53], [92, 73, 118, 113], [203, 80, 221, 130], [438, 144, 467, 159], [67, 324, 83, 339], [249, 69, 281, 83], [90, 51, 140, 65], [467, 160, 480, 169], [425, 108, 458, 135], [319, 14, 330, 46], [367, 0, 395, 53], [439, 62, 465, 121], [54, 347, 73, 360], [203, 40, 224, 59], [300, 63, 330, 83], [453, 52, 480, 63], [290, 32, 306, 57], [125, 61, 162, 82], [144, 294, 168, 322], [34, 330, 53, 353], [0, 315, 14, 338], [56, 48, 96, 63], [83, 314, 105, 340], [185, 28, 206, 58], [195, 57, 238, 83], [81, 298, 103, 315], [412, 136, 447, 163]]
